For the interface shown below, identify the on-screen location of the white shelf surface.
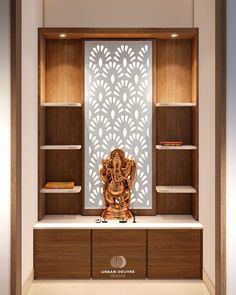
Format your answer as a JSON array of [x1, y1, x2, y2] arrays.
[[156, 145, 197, 150], [34, 215, 203, 230], [40, 186, 81, 194], [156, 186, 197, 194], [156, 102, 196, 107], [41, 102, 82, 107], [40, 145, 82, 150]]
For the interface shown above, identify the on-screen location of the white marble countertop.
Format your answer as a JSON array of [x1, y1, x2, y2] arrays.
[[34, 215, 203, 230]]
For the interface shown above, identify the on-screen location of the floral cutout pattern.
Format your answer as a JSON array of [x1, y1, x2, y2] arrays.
[[85, 41, 152, 209]]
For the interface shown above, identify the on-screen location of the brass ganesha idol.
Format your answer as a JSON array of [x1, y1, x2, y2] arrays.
[[100, 149, 136, 220]]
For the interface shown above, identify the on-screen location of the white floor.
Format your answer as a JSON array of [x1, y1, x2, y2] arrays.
[[26, 280, 211, 295]]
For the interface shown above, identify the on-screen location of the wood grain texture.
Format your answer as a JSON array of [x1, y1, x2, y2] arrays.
[[45, 39, 82, 104], [46, 107, 83, 145], [39, 35, 46, 103], [191, 37, 199, 220], [46, 193, 82, 214], [147, 229, 202, 279], [34, 229, 91, 279], [156, 107, 192, 144], [38, 112, 46, 220], [92, 230, 146, 279], [156, 193, 192, 214], [11, 0, 22, 293], [215, 0, 226, 294], [38, 35, 47, 220], [156, 150, 192, 186], [191, 36, 198, 105], [46, 150, 82, 183], [39, 28, 198, 40], [156, 39, 193, 104]]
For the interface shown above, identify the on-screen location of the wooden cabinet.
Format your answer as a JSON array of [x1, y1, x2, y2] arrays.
[[34, 228, 202, 279], [34, 229, 91, 279], [147, 229, 202, 279], [92, 230, 146, 279], [36, 29, 201, 281]]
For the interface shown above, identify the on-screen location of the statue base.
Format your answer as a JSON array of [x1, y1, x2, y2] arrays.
[[101, 205, 133, 220]]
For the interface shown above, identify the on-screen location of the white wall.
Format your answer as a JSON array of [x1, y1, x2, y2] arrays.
[[0, 0, 11, 294], [42, 0, 215, 285], [44, 0, 193, 27], [22, 0, 43, 285], [226, 0, 236, 294], [194, 0, 216, 286]]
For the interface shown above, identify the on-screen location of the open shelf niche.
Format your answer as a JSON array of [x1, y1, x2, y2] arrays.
[[155, 36, 198, 220], [38, 36, 84, 220]]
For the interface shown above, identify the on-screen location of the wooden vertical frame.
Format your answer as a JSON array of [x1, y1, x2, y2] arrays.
[[152, 40, 157, 215], [38, 34, 46, 220], [191, 34, 199, 221], [215, 0, 226, 294], [11, 0, 22, 294]]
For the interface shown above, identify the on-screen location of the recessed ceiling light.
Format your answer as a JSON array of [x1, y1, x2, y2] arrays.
[[171, 33, 179, 38], [59, 33, 66, 38]]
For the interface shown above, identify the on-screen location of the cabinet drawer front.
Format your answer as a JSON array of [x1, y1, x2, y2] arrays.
[[34, 229, 91, 279], [92, 230, 146, 279], [148, 229, 202, 279]]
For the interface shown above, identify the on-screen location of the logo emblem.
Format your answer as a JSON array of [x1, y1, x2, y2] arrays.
[[110, 256, 126, 268]]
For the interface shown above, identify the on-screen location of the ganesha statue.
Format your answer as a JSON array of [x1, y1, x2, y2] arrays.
[[100, 149, 136, 220]]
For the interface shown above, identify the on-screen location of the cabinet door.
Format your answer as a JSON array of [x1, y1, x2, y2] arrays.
[[34, 229, 91, 279], [92, 230, 146, 279], [148, 229, 202, 279]]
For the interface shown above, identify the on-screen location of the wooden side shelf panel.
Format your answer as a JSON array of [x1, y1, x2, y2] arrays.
[[34, 229, 91, 279], [156, 193, 192, 215], [156, 39, 195, 104], [43, 39, 82, 105], [156, 151, 193, 186], [147, 229, 202, 279], [45, 107, 83, 145]]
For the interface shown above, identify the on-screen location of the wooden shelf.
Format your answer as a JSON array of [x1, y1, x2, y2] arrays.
[[156, 102, 196, 107], [156, 145, 197, 150], [41, 102, 82, 107], [40, 145, 82, 150], [40, 186, 82, 194], [156, 186, 196, 194]]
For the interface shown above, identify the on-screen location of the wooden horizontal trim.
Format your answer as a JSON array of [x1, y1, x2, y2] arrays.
[[39, 27, 198, 40]]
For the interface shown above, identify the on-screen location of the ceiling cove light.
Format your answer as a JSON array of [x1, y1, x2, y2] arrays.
[[171, 33, 179, 38]]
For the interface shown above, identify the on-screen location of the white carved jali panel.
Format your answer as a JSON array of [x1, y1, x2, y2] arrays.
[[85, 41, 152, 209]]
